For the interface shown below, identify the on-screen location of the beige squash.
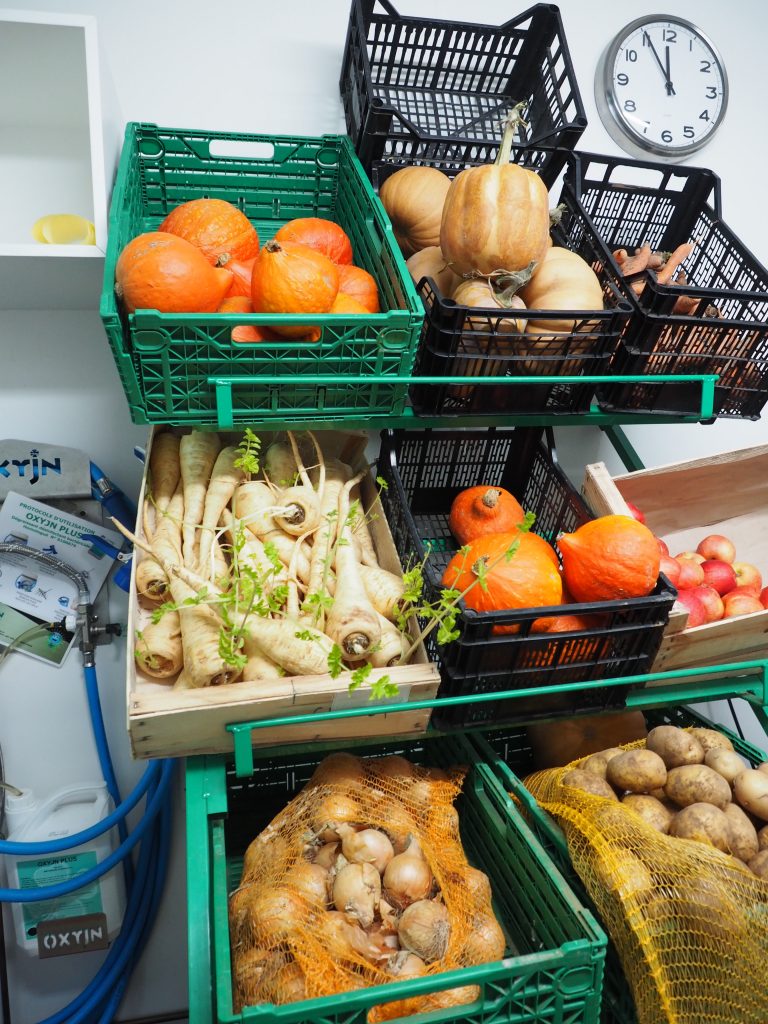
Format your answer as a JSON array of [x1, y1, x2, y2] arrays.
[[406, 246, 460, 298], [379, 167, 452, 258]]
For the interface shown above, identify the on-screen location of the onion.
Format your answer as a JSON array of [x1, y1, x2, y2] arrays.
[[398, 900, 450, 963], [310, 792, 361, 842], [246, 887, 306, 947], [383, 853, 433, 909], [232, 949, 285, 1011], [367, 921, 401, 959], [319, 911, 380, 961], [333, 862, 381, 929], [312, 842, 340, 869], [370, 754, 418, 780], [270, 961, 307, 1004], [427, 985, 480, 1010], [428, 804, 460, 838], [340, 827, 394, 874], [375, 798, 419, 853], [310, 752, 365, 787], [387, 950, 427, 978], [284, 861, 329, 908], [242, 828, 288, 880], [464, 913, 506, 964], [464, 867, 493, 904]]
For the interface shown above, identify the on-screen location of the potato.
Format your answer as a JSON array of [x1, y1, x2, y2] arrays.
[[724, 802, 759, 862], [648, 787, 667, 801], [621, 794, 675, 834], [733, 769, 768, 822], [688, 727, 734, 755], [704, 747, 749, 785], [581, 747, 625, 779], [646, 725, 704, 768], [669, 803, 730, 852], [758, 825, 768, 851], [748, 849, 768, 879], [606, 749, 667, 794], [562, 769, 618, 801], [592, 849, 653, 902], [664, 764, 732, 810], [758, 762, 768, 776]]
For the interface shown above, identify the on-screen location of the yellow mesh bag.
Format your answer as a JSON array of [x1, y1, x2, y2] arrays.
[[525, 737, 768, 1024], [229, 752, 504, 1018]]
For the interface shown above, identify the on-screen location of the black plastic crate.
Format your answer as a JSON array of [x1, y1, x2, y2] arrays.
[[376, 427, 676, 730], [340, 0, 586, 187], [562, 151, 768, 419], [367, 161, 632, 418]]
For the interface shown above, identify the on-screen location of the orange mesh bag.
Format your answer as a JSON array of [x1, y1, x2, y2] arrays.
[[524, 733, 768, 1024], [229, 752, 505, 1017]]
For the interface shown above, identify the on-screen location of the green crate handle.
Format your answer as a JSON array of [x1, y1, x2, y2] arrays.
[[226, 660, 768, 776], [210, 373, 718, 430]]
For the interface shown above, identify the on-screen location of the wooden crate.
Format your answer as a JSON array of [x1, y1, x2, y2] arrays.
[[127, 428, 440, 759], [583, 446, 768, 675]]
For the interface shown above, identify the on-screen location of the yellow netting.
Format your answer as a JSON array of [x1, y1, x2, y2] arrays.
[[525, 737, 768, 1024], [229, 752, 504, 1018]]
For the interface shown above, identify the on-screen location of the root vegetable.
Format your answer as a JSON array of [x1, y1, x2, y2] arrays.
[[621, 794, 675, 834], [383, 851, 433, 909], [310, 752, 365, 787], [283, 861, 329, 908], [759, 825, 768, 851], [273, 432, 324, 537], [302, 459, 349, 630], [398, 899, 450, 963], [646, 725, 704, 768], [606, 750, 667, 793], [325, 472, 381, 659], [370, 754, 417, 781], [135, 484, 184, 604], [724, 803, 759, 862], [339, 827, 394, 874], [668, 802, 730, 852], [704, 747, 748, 785], [264, 439, 299, 488], [349, 477, 379, 568], [318, 911, 379, 961], [311, 793, 362, 842], [270, 961, 307, 1005], [312, 842, 340, 869], [464, 913, 506, 964], [232, 947, 284, 1011], [562, 769, 619, 801], [134, 610, 183, 680], [240, 641, 282, 682], [359, 564, 406, 621], [196, 446, 244, 576], [220, 509, 287, 593], [465, 867, 492, 903], [581, 747, 625, 779], [665, 764, 732, 810], [733, 769, 768, 822], [179, 430, 221, 568], [148, 431, 181, 514], [234, 481, 311, 581], [242, 887, 306, 947], [387, 951, 427, 978], [171, 576, 241, 689], [688, 728, 734, 755], [242, 614, 334, 677], [748, 849, 768, 879], [368, 612, 408, 668], [655, 241, 695, 285], [332, 862, 381, 929]]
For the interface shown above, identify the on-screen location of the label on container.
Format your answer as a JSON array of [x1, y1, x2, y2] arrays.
[[16, 852, 103, 938], [37, 913, 109, 958]]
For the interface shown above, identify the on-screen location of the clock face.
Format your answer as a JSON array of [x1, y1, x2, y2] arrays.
[[595, 16, 729, 160]]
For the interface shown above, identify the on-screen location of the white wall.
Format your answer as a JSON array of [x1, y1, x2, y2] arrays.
[[0, 2, 766, 1021]]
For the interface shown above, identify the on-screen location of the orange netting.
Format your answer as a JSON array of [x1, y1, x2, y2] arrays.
[[525, 736, 768, 1024], [229, 752, 504, 1018]]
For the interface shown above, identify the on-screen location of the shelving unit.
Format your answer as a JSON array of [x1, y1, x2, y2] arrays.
[[0, 9, 121, 309]]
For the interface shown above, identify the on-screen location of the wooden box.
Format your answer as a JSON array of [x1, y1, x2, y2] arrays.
[[583, 446, 768, 674], [127, 429, 440, 759]]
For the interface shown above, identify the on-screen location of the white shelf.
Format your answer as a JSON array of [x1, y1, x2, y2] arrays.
[[0, 8, 121, 309]]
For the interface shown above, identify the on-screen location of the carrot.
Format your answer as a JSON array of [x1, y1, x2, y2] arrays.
[[135, 484, 184, 605], [134, 611, 182, 681], [670, 270, 699, 315], [196, 446, 244, 577], [655, 241, 695, 286], [613, 244, 651, 276], [148, 431, 181, 515], [179, 430, 221, 569], [325, 472, 381, 659], [367, 612, 408, 668]]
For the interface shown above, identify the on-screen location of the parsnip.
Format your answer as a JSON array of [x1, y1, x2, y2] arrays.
[[148, 431, 181, 515], [368, 611, 408, 668], [358, 564, 406, 621], [234, 481, 311, 582], [135, 484, 184, 605], [196, 446, 243, 576], [302, 459, 350, 630], [171, 576, 241, 689], [134, 610, 183, 680], [179, 430, 221, 568]]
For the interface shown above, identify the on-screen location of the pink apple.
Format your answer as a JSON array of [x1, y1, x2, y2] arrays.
[[676, 550, 706, 564], [691, 584, 724, 623], [626, 501, 645, 524], [659, 554, 681, 587], [656, 537, 670, 557], [722, 590, 764, 618], [675, 558, 705, 589], [700, 559, 738, 596], [696, 534, 736, 564], [732, 562, 763, 592], [676, 589, 708, 628], [760, 586, 768, 610]]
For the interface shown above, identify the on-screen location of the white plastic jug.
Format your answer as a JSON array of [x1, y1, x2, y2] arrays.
[[2, 782, 126, 955]]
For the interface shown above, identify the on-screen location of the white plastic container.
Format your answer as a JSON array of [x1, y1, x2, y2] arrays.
[[2, 782, 126, 955]]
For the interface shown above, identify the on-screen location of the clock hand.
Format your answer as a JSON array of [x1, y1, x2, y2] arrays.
[[664, 45, 676, 97], [642, 31, 674, 95]]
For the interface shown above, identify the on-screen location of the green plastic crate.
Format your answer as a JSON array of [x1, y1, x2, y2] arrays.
[[100, 123, 423, 427], [185, 731, 606, 1024], [469, 704, 768, 1024]]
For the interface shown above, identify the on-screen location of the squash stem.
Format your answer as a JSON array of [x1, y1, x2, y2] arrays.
[[495, 102, 529, 167]]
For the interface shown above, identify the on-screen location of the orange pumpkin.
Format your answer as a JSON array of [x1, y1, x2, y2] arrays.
[[442, 531, 563, 634], [448, 486, 525, 545], [251, 240, 339, 338], [115, 232, 232, 314], [525, 612, 609, 669], [329, 293, 369, 314], [159, 198, 259, 266], [274, 218, 353, 265], [558, 515, 661, 602], [225, 257, 257, 297], [337, 264, 380, 313], [217, 296, 252, 314]]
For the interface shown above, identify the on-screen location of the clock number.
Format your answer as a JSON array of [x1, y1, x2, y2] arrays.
[[706, 86, 718, 99], [661, 130, 673, 144], [616, 72, 629, 86], [699, 109, 710, 122], [623, 100, 636, 113], [700, 60, 712, 73], [683, 125, 695, 139], [625, 48, 638, 62], [662, 28, 677, 42]]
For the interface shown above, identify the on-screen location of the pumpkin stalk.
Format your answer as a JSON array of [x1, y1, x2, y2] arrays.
[[495, 102, 529, 166], [481, 489, 501, 509]]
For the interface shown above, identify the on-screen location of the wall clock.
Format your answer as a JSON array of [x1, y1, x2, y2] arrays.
[[595, 15, 729, 161]]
